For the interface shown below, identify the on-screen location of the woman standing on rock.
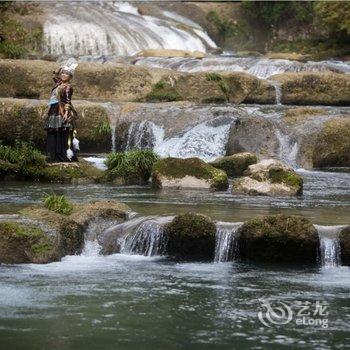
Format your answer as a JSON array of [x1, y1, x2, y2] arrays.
[[45, 59, 78, 162]]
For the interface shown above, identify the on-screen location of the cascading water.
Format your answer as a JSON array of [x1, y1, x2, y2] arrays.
[[121, 216, 172, 256], [101, 102, 122, 153], [124, 116, 235, 162], [214, 222, 243, 263], [268, 80, 282, 105], [43, 2, 216, 57], [134, 56, 350, 79], [315, 225, 345, 268], [275, 129, 299, 169]]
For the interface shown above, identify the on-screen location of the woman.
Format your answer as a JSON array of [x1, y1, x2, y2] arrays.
[[45, 63, 77, 162]]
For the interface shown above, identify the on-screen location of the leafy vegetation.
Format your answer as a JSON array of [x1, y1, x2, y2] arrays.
[[105, 149, 159, 182], [42, 194, 74, 215], [0, 2, 43, 58], [145, 81, 181, 102]]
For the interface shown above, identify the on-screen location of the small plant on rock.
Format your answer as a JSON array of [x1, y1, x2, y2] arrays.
[[42, 194, 73, 215]]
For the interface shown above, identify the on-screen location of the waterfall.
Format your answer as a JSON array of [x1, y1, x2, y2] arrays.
[[43, 2, 216, 57], [121, 216, 172, 256], [214, 222, 243, 262], [125, 121, 164, 151], [124, 116, 235, 162], [135, 56, 350, 78], [275, 129, 299, 169], [315, 225, 345, 267], [101, 102, 122, 153], [268, 80, 282, 105]]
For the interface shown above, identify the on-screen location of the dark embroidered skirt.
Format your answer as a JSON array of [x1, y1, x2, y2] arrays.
[[45, 103, 72, 162]]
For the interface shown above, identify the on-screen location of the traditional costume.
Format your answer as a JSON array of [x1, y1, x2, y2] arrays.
[[45, 58, 78, 162]]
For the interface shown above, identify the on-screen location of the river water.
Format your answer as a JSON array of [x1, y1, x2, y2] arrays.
[[0, 167, 349, 349]]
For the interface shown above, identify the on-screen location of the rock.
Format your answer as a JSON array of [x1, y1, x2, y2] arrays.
[[0, 221, 59, 264], [235, 215, 320, 265], [226, 116, 279, 160], [21, 200, 130, 259], [311, 118, 350, 168], [0, 99, 112, 152], [152, 157, 228, 191], [164, 213, 216, 261], [265, 52, 311, 62], [136, 49, 205, 58], [282, 107, 327, 124], [271, 72, 350, 106], [210, 152, 257, 177], [232, 159, 303, 196], [339, 226, 350, 266]]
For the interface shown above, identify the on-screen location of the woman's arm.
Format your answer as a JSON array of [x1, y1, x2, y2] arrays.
[[62, 84, 73, 121]]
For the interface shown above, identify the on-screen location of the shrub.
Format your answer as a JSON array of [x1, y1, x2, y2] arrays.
[[105, 149, 159, 182], [145, 80, 181, 102], [42, 194, 74, 215]]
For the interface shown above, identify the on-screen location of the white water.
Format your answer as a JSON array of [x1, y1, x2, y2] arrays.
[[135, 56, 350, 79], [43, 2, 216, 57], [214, 222, 243, 263], [315, 225, 345, 268], [276, 129, 299, 169], [124, 116, 235, 162], [120, 216, 172, 256]]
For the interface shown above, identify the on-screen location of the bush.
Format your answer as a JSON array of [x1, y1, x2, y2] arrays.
[[105, 149, 159, 182], [145, 80, 181, 102], [42, 194, 74, 215], [0, 141, 46, 167]]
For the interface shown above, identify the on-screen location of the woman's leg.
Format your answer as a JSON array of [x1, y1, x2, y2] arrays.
[[46, 130, 56, 162]]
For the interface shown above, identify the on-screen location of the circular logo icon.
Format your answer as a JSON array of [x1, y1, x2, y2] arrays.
[[258, 299, 293, 327]]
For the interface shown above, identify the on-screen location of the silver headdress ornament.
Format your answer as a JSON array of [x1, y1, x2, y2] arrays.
[[60, 57, 78, 76]]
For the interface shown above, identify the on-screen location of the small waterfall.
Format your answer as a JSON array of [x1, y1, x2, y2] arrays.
[[214, 222, 242, 262], [43, 2, 216, 57], [121, 216, 172, 256], [275, 129, 299, 169], [101, 102, 121, 153], [125, 121, 164, 151], [315, 225, 345, 267], [268, 80, 282, 105], [124, 116, 235, 162]]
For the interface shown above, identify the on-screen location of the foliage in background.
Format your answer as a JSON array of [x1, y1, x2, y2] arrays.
[[105, 150, 159, 182], [0, 2, 43, 58], [42, 194, 74, 215]]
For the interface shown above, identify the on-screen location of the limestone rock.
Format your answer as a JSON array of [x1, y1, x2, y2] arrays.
[[232, 159, 303, 196], [152, 157, 228, 191], [339, 226, 350, 266], [235, 215, 320, 264]]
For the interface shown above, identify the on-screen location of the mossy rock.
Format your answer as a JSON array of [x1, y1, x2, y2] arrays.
[[312, 118, 350, 168], [339, 226, 350, 266], [152, 157, 228, 191], [233, 159, 303, 196], [164, 213, 216, 261], [282, 107, 327, 124], [210, 152, 257, 177], [235, 215, 320, 265], [0, 221, 59, 264], [271, 72, 350, 106], [144, 80, 181, 102]]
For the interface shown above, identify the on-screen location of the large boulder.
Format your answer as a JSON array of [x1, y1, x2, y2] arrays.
[[311, 118, 350, 168], [271, 72, 350, 106], [339, 226, 350, 266], [210, 152, 257, 177], [164, 213, 216, 261], [226, 116, 279, 159], [235, 215, 320, 265], [152, 157, 229, 191], [232, 159, 303, 196], [0, 221, 59, 264]]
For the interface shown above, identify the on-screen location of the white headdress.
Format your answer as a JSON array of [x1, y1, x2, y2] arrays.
[[60, 57, 78, 76]]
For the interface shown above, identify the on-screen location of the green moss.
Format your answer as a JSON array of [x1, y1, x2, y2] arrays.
[[268, 167, 303, 191], [145, 80, 181, 102], [152, 157, 228, 191], [210, 153, 258, 177], [164, 213, 216, 261], [43, 194, 74, 215], [236, 215, 320, 264], [205, 72, 223, 82], [0, 221, 43, 238]]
